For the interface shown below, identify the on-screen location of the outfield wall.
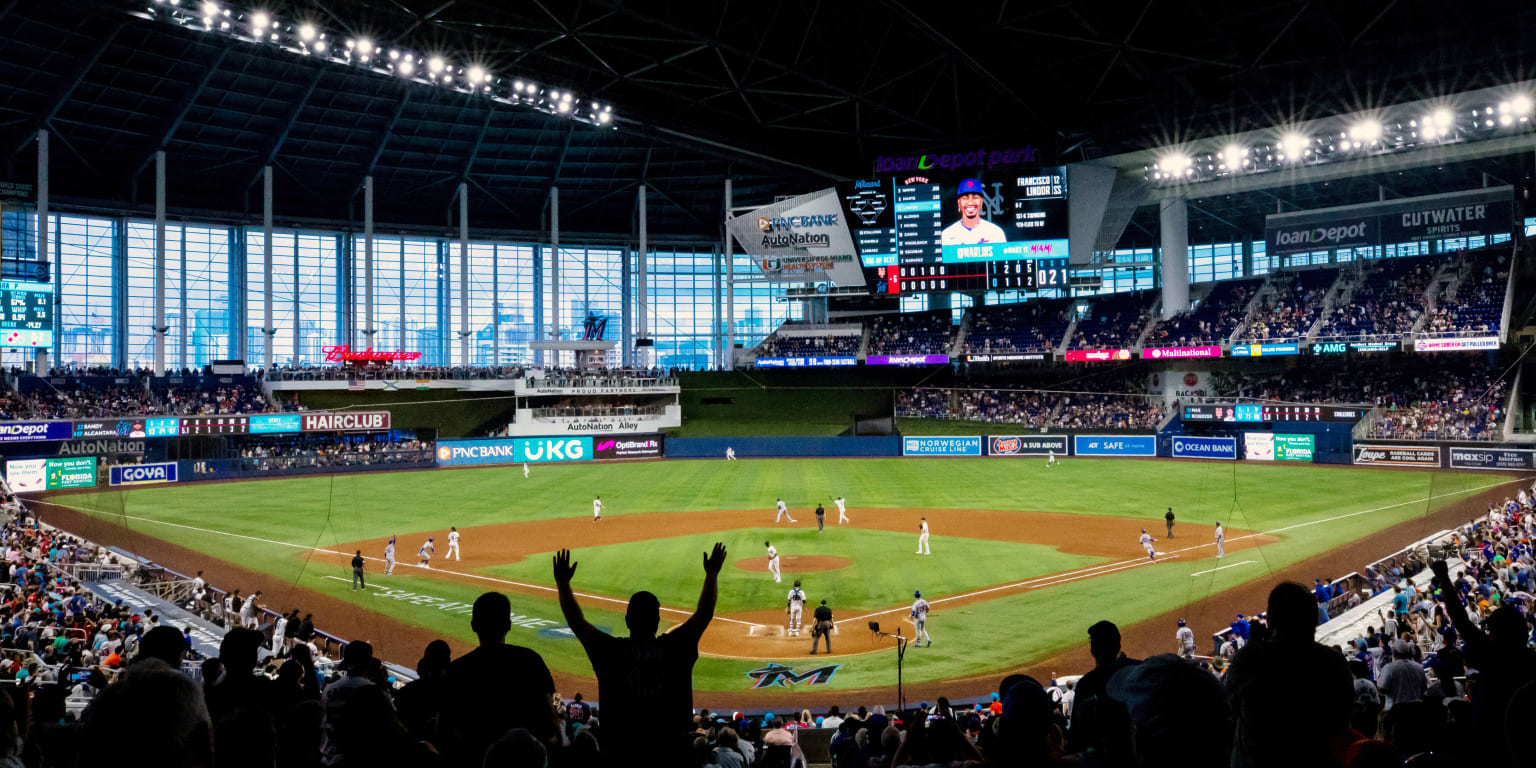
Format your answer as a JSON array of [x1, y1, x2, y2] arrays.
[[668, 436, 901, 458]]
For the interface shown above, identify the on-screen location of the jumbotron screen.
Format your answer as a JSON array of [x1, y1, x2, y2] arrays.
[[840, 168, 1069, 295]]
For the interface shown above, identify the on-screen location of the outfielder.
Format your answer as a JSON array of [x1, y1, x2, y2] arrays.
[[786, 580, 807, 636], [384, 537, 396, 575], [726, 446, 737, 461], [418, 537, 435, 569], [1139, 529, 1156, 562], [916, 517, 931, 555], [1176, 619, 1196, 659], [523, 462, 530, 479], [775, 497, 797, 523], [1047, 450, 1059, 467], [835, 496, 850, 525], [593, 495, 604, 522], [765, 541, 781, 583], [1215, 521, 1225, 559], [447, 527, 461, 561], [911, 591, 932, 647]]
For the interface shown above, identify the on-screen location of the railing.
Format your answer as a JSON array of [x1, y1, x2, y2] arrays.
[[530, 405, 666, 419], [268, 367, 526, 381], [526, 376, 678, 389], [59, 562, 126, 583]]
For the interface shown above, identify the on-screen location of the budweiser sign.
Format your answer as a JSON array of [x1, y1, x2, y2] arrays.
[[321, 346, 423, 363], [301, 411, 392, 432]]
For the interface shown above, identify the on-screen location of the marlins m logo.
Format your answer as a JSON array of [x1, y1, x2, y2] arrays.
[[745, 663, 842, 690]]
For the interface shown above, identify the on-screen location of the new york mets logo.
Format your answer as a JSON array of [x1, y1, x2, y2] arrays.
[[745, 663, 843, 690]]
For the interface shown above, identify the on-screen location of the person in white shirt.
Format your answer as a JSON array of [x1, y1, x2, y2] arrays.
[[384, 537, 396, 575], [523, 462, 530, 479], [834, 496, 849, 525], [418, 538, 435, 568], [911, 591, 932, 647], [1047, 450, 1059, 467], [192, 571, 205, 595], [592, 496, 604, 523], [1176, 619, 1196, 659], [1215, 522, 1225, 559], [765, 541, 781, 583], [271, 612, 288, 657], [447, 527, 461, 561], [785, 581, 807, 637], [1139, 529, 1157, 562], [940, 179, 1008, 247], [775, 498, 797, 524], [726, 446, 737, 461], [240, 591, 260, 629], [916, 517, 931, 555]]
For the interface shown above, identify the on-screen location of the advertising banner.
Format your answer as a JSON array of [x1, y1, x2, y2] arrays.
[[301, 411, 392, 432], [249, 414, 302, 434], [1353, 444, 1441, 467], [964, 353, 1048, 362], [726, 188, 865, 286], [1381, 199, 1513, 243], [865, 354, 950, 366], [902, 436, 982, 456], [1170, 435, 1236, 460], [593, 435, 665, 460], [1448, 447, 1536, 471], [1413, 336, 1499, 352], [987, 435, 1068, 456], [1244, 433, 1274, 461], [1265, 217, 1377, 256], [72, 419, 143, 439], [109, 462, 179, 486], [1073, 435, 1157, 457], [3, 459, 45, 492], [44, 457, 95, 489], [0, 421, 73, 444], [1064, 349, 1131, 362], [1311, 341, 1398, 354], [1230, 343, 1301, 357], [1274, 435, 1315, 461], [753, 357, 857, 368], [436, 437, 595, 466], [1142, 346, 1221, 360]]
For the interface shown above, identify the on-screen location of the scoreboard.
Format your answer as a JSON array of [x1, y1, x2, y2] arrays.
[[841, 168, 1069, 296], [0, 280, 51, 348], [1182, 404, 1364, 423]]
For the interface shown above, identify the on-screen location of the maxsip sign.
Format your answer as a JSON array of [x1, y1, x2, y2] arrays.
[[1353, 444, 1440, 467], [436, 437, 594, 466], [109, 462, 178, 486], [1448, 447, 1536, 471], [301, 411, 392, 432], [1170, 436, 1236, 460], [1413, 336, 1499, 352], [1143, 346, 1220, 360], [902, 436, 982, 456], [1073, 435, 1156, 457], [987, 435, 1068, 456]]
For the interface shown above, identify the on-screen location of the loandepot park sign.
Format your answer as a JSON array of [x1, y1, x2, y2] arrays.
[[872, 146, 1039, 174], [726, 189, 864, 287]]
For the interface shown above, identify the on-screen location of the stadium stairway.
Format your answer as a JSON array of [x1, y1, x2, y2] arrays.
[[1301, 269, 1350, 345], [950, 309, 975, 357], [1056, 310, 1082, 354], [1131, 297, 1163, 351], [1227, 279, 1270, 345]]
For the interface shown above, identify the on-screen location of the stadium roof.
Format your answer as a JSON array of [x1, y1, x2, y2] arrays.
[[3, 1, 1536, 238]]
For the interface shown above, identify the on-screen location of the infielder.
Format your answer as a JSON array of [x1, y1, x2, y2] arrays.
[[786, 580, 807, 636], [384, 536, 396, 575], [726, 446, 737, 461], [911, 591, 932, 647], [1215, 521, 1225, 559], [765, 541, 781, 583], [447, 527, 461, 561], [593, 495, 604, 522], [775, 497, 797, 524], [1139, 529, 1156, 562], [418, 537, 435, 568], [834, 496, 850, 525], [916, 517, 931, 555], [1175, 619, 1195, 659]]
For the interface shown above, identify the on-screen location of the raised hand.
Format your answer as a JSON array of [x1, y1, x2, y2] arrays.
[[553, 548, 579, 585], [703, 542, 727, 575]]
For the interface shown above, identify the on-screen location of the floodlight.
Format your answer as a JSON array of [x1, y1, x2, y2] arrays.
[[427, 56, 445, 74], [598, 112, 611, 124], [467, 66, 485, 84], [202, 1, 218, 16], [1432, 108, 1453, 128], [297, 23, 316, 41], [313, 40, 326, 53], [355, 38, 372, 55], [397, 60, 414, 76], [1221, 144, 1243, 168], [1349, 119, 1381, 143], [557, 100, 571, 113], [1515, 95, 1534, 116], [250, 11, 268, 30], [1280, 132, 1306, 160]]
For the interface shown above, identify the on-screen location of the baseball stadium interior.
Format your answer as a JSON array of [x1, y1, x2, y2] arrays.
[[7, 1, 1536, 766]]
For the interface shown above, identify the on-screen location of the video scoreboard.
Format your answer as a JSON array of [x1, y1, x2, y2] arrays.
[[841, 168, 1069, 296], [1182, 404, 1364, 423], [0, 280, 51, 348]]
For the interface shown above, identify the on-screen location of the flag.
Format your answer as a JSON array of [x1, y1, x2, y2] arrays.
[[416, 379, 431, 391], [382, 380, 400, 391], [347, 380, 365, 392]]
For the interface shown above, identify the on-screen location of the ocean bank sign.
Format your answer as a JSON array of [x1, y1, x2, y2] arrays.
[[109, 462, 178, 486], [1170, 436, 1236, 460], [902, 436, 982, 456], [436, 437, 594, 466], [1074, 435, 1156, 457]]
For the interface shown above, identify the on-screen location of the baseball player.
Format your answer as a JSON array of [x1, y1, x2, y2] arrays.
[[523, 462, 530, 479], [593, 495, 604, 523], [1047, 450, 1059, 467], [1139, 529, 1156, 562], [384, 536, 396, 575], [786, 580, 807, 636], [726, 446, 737, 461], [810, 600, 834, 654], [1176, 619, 1196, 659], [447, 527, 461, 561], [765, 541, 781, 583], [834, 496, 850, 525], [271, 611, 288, 657], [418, 537, 435, 569], [1165, 508, 1175, 538], [775, 497, 797, 524], [911, 591, 932, 647], [351, 550, 366, 590], [814, 503, 826, 532], [916, 517, 931, 555], [240, 591, 260, 628], [1215, 521, 1225, 559]]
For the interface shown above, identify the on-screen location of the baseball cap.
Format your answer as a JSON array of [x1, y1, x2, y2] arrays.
[[914, 590, 921, 598], [956, 179, 984, 198]]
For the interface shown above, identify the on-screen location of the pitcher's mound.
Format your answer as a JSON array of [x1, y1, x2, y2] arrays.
[[735, 555, 851, 573]]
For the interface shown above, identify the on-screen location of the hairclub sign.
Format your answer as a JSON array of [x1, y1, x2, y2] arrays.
[[300, 411, 392, 432], [320, 346, 423, 364]]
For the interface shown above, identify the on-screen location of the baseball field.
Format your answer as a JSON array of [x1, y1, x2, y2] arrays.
[[33, 457, 1525, 707]]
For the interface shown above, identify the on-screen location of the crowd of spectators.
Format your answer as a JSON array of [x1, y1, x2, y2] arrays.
[[963, 300, 1072, 355], [266, 364, 527, 382], [1067, 292, 1154, 350], [1239, 268, 1336, 343], [755, 333, 861, 358], [866, 312, 954, 356], [1143, 279, 1258, 348], [162, 385, 270, 416], [0, 379, 160, 420], [897, 373, 1165, 430], [1422, 250, 1511, 338], [1316, 256, 1442, 341], [220, 436, 435, 475]]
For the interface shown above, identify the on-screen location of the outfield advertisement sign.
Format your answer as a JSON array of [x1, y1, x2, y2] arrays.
[[1448, 447, 1536, 470], [109, 462, 178, 486], [1170, 435, 1236, 460], [964, 353, 1048, 362], [1073, 435, 1156, 457], [1312, 341, 1397, 354], [0, 421, 72, 443], [1353, 444, 1440, 467], [1230, 343, 1300, 357], [436, 437, 595, 466], [593, 435, 665, 459], [1244, 433, 1315, 461], [301, 411, 392, 432], [866, 354, 949, 366], [902, 436, 982, 456], [986, 435, 1068, 456], [1143, 346, 1221, 360], [753, 357, 857, 368], [5, 457, 97, 492], [248, 414, 303, 434], [1064, 349, 1131, 362], [1413, 336, 1499, 352]]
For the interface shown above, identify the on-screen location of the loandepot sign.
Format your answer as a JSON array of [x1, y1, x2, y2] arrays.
[[872, 146, 1039, 174], [1265, 186, 1513, 256], [727, 189, 864, 286]]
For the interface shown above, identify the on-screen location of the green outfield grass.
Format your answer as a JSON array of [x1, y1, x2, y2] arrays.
[[54, 458, 1508, 695]]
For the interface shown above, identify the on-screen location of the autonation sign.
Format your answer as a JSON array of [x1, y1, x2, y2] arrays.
[[1170, 435, 1236, 460], [109, 462, 179, 487]]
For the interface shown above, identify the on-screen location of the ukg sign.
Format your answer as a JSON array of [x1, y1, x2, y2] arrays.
[[301, 411, 392, 432]]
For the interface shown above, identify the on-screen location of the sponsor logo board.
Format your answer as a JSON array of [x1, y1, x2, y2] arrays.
[[1448, 447, 1536, 471], [248, 414, 302, 434], [1143, 346, 1222, 360], [1353, 444, 1441, 467], [436, 437, 595, 466], [0, 421, 72, 443], [986, 435, 1068, 456], [1413, 336, 1499, 352], [866, 354, 949, 366], [1231, 343, 1301, 357], [902, 436, 982, 456], [1170, 436, 1237, 460], [593, 435, 665, 459], [301, 411, 392, 432], [753, 356, 857, 368], [1064, 349, 1131, 362], [109, 462, 178, 486], [964, 353, 1047, 362], [1073, 435, 1156, 457]]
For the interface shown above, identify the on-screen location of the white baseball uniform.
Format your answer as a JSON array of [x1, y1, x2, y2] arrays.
[[726, 447, 736, 461], [1176, 626, 1196, 659], [1215, 524, 1225, 558], [941, 217, 1008, 246], [835, 497, 849, 525], [1047, 450, 1058, 466], [447, 530, 461, 561], [239, 598, 257, 629], [766, 545, 781, 583], [786, 586, 806, 636], [523, 463, 530, 478], [911, 597, 932, 645], [775, 499, 796, 523], [593, 498, 603, 521], [1140, 532, 1155, 561], [271, 615, 287, 656], [917, 520, 931, 555], [384, 541, 396, 575]]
